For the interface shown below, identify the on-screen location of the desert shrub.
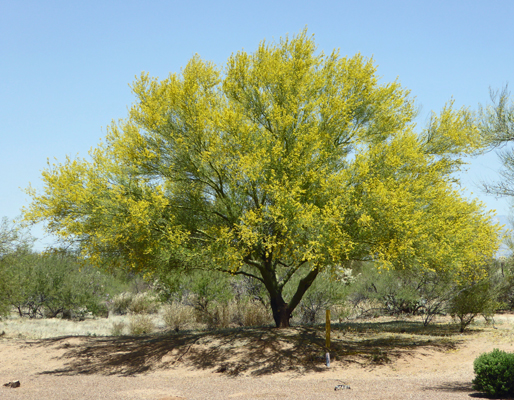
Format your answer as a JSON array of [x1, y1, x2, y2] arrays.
[[0, 218, 33, 317], [0, 299, 9, 318], [109, 292, 134, 315], [362, 267, 424, 315], [0, 264, 12, 317], [498, 277, 514, 310], [162, 302, 195, 331], [240, 300, 272, 327], [156, 269, 233, 303], [345, 263, 426, 318], [472, 349, 514, 396], [194, 301, 232, 329], [345, 262, 500, 329], [188, 270, 233, 307], [414, 271, 456, 326], [0, 217, 30, 253], [449, 278, 499, 333], [296, 288, 336, 325], [127, 292, 159, 314], [128, 314, 155, 335], [160, 269, 234, 326], [346, 260, 501, 331], [109, 291, 160, 315], [494, 256, 514, 310], [195, 300, 272, 328], [162, 299, 271, 330], [2, 250, 113, 319], [156, 269, 274, 328], [110, 321, 126, 336]]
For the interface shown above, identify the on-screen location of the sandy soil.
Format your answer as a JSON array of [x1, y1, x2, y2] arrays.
[[1, 315, 514, 400]]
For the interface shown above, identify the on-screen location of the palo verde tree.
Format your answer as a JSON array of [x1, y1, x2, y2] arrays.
[[480, 85, 514, 196], [25, 30, 501, 327]]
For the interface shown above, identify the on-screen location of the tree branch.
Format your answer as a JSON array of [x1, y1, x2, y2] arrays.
[[287, 266, 320, 313], [243, 256, 265, 271], [194, 229, 216, 241], [219, 268, 264, 283], [278, 259, 308, 290]]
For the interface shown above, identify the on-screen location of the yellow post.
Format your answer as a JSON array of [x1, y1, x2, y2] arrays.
[[326, 309, 331, 350]]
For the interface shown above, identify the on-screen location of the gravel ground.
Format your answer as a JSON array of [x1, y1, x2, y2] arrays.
[[2, 315, 514, 399], [0, 369, 485, 400]]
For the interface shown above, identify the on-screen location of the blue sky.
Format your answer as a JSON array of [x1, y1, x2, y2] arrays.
[[1, 0, 513, 248]]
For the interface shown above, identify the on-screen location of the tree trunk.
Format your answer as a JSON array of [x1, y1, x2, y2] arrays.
[[257, 258, 321, 328], [270, 294, 292, 328]]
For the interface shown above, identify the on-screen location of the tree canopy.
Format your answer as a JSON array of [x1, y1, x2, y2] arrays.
[[480, 85, 514, 196], [0, 217, 31, 258], [24, 30, 501, 327]]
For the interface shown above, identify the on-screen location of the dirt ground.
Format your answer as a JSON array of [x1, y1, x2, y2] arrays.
[[1, 314, 514, 400]]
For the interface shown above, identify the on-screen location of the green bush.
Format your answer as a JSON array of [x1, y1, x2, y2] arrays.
[[1, 250, 116, 319], [345, 261, 502, 330], [0, 266, 11, 317], [449, 279, 499, 333], [0, 217, 33, 317], [345, 263, 427, 318], [159, 269, 235, 326], [472, 349, 514, 396], [495, 256, 514, 310]]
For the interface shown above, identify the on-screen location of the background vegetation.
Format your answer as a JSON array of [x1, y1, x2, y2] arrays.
[[2, 215, 513, 338]]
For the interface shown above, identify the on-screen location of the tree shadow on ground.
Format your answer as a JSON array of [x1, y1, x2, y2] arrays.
[[468, 392, 514, 399], [334, 320, 478, 336], [421, 382, 514, 399], [423, 381, 474, 393], [422, 378, 514, 399], [30, 322, 462, 377]]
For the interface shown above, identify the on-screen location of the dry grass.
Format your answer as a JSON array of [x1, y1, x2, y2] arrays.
[[2, 307, 512, 342], [162, 302, 195, 331], [240, 300, 273, 327], [0, 313, 166, 339], [128, 314, 156, 335], [109, 291, 160, 315], [192, 300, 273, 329], [110, 320, 126, 336], [108, 292, 133, 315], [127, 292, 160, 315]]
